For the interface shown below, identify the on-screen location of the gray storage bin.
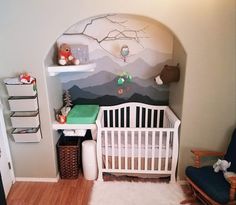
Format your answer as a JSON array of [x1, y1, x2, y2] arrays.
[[12, 127, 41, 143], [5, 83, 36, 96], [10, 111, 39, 128], [8, 96, 38, 111]]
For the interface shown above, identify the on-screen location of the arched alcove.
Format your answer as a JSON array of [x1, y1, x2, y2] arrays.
[[44, 13, 186, 177]]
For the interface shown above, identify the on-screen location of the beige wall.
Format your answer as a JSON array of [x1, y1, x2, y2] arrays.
[[0, 0, 235, 179]]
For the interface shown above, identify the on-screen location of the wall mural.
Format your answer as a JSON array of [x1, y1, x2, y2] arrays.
[[56, 14, 174, 106]]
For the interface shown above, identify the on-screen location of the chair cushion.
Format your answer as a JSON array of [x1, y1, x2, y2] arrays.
[[224, 128, 236, 172], [186, 166, 231, 204]]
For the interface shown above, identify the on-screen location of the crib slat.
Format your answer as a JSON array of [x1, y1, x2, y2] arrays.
[[111, 130, 115, 169], [107, 111, 110, 128], [165, 131, 170, 171], [105, 130, 108, 169], [112, 110, 115, 127], [118, 130, 121, 169], [157, 110, 160, 128], [138, 131, 141, 170], [139, 107, 142, 128], [125, 131, 128, 170], [158, 131, 163, 171], [151, 131, 155, 170], [117, 109, 121, 127], [124, 107, 126, 128], [131, 131, 134, 170], [150, 109, 154, 128], [145, 108, 148, 127], [145, 131, 148, 170]]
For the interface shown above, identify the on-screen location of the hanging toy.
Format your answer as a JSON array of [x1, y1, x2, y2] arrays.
[[116, 71, 132, 95], [120, 45, 129, 62], [117, 88, 124, 95]]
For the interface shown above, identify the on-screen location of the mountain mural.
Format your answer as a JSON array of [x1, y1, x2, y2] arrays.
[[72, 93, 168, 106], [82, 77, 168, 101], [68, 85, 99, 101], [63, 69, 168, 91], [89, 48, 172, 67], [57, 14, 175, 106], [63, 71, 168, 100], [59, 49, 172, 85], [65, 70, 169, 106]]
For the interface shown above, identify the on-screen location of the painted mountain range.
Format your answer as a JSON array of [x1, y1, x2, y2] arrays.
[[63, 71, 169, 106], [69, 86, 168, 106], [59, 48, 172, 85], [59, 49, 172, 106]]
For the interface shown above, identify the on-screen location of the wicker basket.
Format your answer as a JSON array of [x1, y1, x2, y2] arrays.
[[57, 136, 81, 179]]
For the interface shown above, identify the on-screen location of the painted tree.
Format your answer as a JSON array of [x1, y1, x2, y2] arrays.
[[64, 14, 149, 59], [63, 90, 73, 107]]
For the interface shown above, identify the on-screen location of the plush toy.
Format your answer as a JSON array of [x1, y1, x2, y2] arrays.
[[213, 159, 231, 172], [58, 43, 80, 66], [155, 64, 180, 85], [213, 159, 236, 183], [19, 73, 35, 84]]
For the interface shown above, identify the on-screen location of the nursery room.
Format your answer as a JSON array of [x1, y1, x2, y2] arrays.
[[0, 0, 235, 205]]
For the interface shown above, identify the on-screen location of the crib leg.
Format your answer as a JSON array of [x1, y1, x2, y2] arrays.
[[170, 174, 176, 183], [97, 170, 103, 181]]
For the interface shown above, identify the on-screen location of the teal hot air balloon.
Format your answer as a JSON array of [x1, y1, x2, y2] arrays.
[[120, 45, 129, 62]]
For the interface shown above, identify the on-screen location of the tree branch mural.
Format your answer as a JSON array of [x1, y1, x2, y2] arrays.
[[64, 14, 149, 59]]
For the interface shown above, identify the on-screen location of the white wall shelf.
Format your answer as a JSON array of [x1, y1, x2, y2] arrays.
[[52, 120, 97, 130], [48, 63, 96, 76]]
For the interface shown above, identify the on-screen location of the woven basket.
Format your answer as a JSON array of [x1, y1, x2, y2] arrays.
[[57, 136, 81, 179]]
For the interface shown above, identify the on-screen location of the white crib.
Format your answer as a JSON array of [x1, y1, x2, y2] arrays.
[[96, 102, 180, 182]]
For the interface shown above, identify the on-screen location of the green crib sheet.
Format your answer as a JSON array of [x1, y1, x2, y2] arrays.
[[66, 105, 99, 124]]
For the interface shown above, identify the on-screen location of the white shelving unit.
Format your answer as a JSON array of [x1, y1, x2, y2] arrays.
[[52, 120, 96, 130], [52, 121, 97, 140], [48, 63, 96, 76], [4, 79, 42, 143]]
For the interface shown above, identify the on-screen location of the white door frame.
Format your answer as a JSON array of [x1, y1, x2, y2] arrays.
[[0, 100, 15, 187]]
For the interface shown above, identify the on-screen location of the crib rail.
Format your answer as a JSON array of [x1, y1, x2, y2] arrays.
[[96, 102, 180, 182], [96, 102, 169, 128]]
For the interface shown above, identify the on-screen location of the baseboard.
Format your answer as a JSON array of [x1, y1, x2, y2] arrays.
[[15, 174, 59, 183]]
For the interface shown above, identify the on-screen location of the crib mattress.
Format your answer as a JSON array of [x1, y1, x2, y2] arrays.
[[101, 130, 172, 158], [102, 146, 172, 158]]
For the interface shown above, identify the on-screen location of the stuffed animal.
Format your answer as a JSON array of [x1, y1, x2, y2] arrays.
[[19, 73, 35, 84], [213, 159, 236, 183], [155, 64, 180, 85], [213, 159, 231, 172], [58, 43, 80, 66]]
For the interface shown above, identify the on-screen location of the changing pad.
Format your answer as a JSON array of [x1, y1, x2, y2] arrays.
[[66, 105, 99, 124]]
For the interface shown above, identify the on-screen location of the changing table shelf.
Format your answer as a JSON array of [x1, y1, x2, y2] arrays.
[[52, 121, 96, 130]]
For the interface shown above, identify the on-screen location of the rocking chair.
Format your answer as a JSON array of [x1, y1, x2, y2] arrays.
[[183, 128, 236, 205]]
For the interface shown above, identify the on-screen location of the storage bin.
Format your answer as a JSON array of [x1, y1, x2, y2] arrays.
[[5, 83, 36, 96], [12, 127, 41, 143], [10, 111, 39, 128], [57, 136, 81, 179], [8, 96, 38, 111]]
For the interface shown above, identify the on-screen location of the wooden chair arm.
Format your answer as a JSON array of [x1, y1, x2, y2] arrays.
[[228, 177, 236, 202], [191, 149, 225, 168]]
